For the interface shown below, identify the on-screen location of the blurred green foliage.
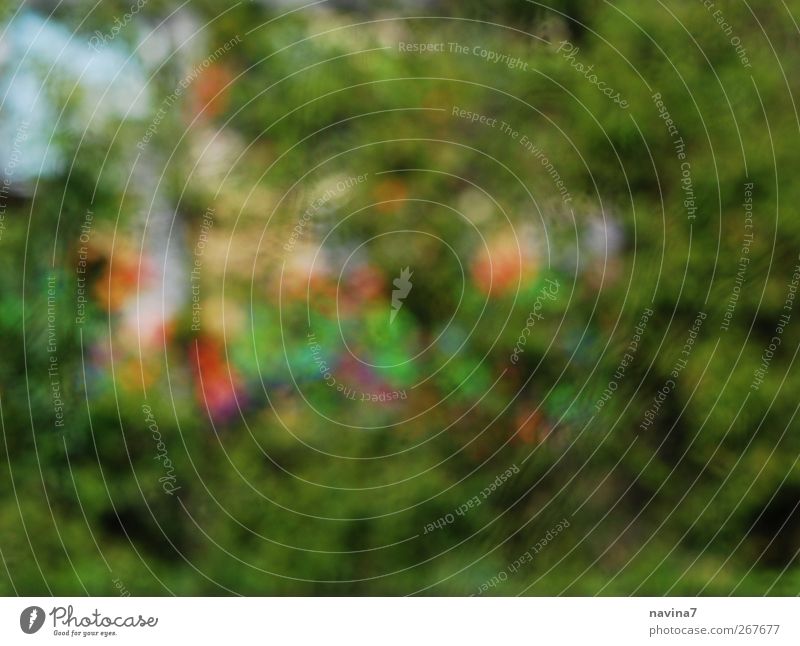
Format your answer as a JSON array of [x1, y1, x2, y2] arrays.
[[1, 0, 799, 595]]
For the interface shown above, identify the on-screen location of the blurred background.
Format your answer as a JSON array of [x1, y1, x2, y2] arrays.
[[1, 0, 799, 595]]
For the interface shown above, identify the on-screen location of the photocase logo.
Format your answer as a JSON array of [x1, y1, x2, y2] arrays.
[[390, 267, 413, 324], [20, 606, 45, 634]]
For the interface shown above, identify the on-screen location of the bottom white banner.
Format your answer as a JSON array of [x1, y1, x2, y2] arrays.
[[1, 597, 798, 645]]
